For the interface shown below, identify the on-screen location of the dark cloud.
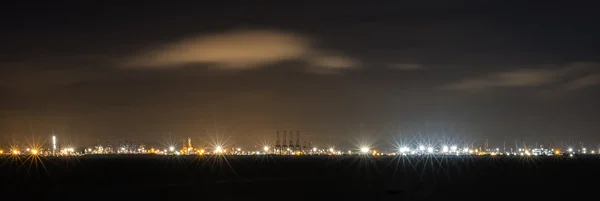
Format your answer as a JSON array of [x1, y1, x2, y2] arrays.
[[562, 74, 600, 91], [388, 64, 424, 71], [442, 62, 599, 92]]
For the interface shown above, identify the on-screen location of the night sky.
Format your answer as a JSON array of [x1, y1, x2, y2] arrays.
[[1, 1, 599, 148]]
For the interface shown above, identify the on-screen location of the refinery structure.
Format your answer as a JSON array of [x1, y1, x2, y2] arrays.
[[0, 131, 598, 158]]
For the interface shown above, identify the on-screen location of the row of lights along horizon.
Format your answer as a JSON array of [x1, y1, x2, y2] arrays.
[[0, 135, 595, 157]]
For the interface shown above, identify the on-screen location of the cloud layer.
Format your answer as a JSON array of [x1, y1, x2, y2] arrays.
[[443, 62, 600, 91], [123, 30, 357, 72], [389, 64, 424, 71]]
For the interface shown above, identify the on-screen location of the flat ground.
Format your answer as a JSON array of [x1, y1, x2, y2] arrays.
[[1, 155, 596, 200]]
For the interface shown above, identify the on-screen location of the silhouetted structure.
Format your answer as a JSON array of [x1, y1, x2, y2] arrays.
[[289, 131, 293, 154], [275, 131, 281, 155], [295, 131, 301, 151], [282, 131, 287, 154]]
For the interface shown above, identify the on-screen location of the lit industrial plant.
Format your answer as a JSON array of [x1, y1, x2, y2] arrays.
[[2, 131, 598, 159]]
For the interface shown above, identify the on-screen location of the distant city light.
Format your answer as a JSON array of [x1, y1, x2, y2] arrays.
[[52, 135, 57, 151], [7, 134, 597, 158]]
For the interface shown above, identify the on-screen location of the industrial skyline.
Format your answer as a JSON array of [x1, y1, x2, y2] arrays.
[[2, 130, 598, 157]]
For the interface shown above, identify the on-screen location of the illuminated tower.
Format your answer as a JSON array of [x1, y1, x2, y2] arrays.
[[181, 136, 187, 154], [295, 131, 300, 151], [52, 135, 57, 156], [187, 138, 192, 154], [275, 131, 281, 155], [289, 131, 293, 155]]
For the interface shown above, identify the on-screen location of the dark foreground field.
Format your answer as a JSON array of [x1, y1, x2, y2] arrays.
[[1, 155, 599, 200]]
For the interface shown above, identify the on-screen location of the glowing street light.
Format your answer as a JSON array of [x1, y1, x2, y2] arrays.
[[52, 135, 56, 155], [31, 149, 39, 155], [329, 148, 334, 152], [360, 147, 370, 153], [419, 145, 426, 151], [463, 147, 469, 153], [312, 147, 317, 152], [215, 146, 223, 153], [568, 148, 573, 153], [450, 146, 457, 152], [169, 146, 175, 152], [400, 147, 409, 153], [427, 147, 434, 153], [263, 146, 269, 152], [442, 146, 449, 153]]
